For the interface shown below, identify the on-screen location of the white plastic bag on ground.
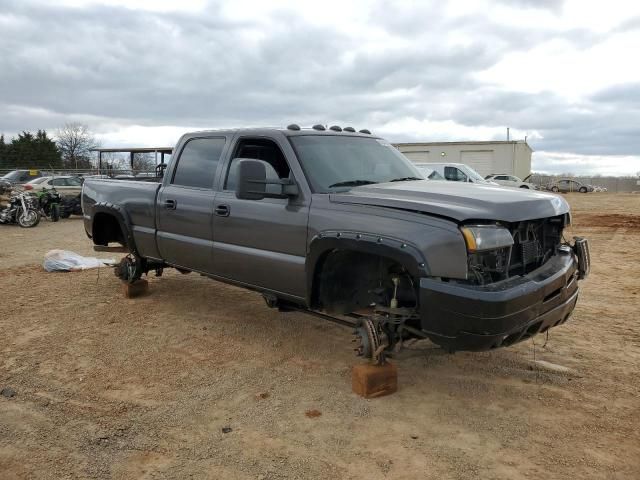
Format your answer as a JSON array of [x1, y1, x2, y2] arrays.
[[43, 249, 116, 272]]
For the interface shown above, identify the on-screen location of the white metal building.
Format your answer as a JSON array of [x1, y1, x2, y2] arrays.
[[394, 140, 533, 179]]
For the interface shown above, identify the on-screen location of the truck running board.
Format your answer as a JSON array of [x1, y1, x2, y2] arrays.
[[93, 245, 129, 253]]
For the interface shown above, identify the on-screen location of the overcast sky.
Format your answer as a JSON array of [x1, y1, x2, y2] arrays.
[[1, 0, 639, 175]]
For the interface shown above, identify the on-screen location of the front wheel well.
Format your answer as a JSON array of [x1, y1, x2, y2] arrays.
[[92, 212, 126, 247], [310, 249, 418, 314]]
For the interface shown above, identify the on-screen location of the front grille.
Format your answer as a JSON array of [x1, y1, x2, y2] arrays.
[[521, 239, 541, 266], [507, 217, 564, 277]]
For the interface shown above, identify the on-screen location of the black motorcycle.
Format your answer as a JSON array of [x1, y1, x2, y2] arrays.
[[36, 187, 62, 222], [60, 193, 82, 218], [0, 190, 40, 228]]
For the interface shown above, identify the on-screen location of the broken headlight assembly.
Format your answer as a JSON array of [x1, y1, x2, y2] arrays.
[[461, 225, 514, 284], [461, 225, 514, 253]]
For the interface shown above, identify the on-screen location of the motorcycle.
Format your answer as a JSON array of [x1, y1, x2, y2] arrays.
[[36, 187, 62, 222], [60, 193, 82, 218], [0, 190, 41, 228]]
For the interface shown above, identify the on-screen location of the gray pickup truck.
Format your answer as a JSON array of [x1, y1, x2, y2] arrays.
[[82, 125, 590, 361]]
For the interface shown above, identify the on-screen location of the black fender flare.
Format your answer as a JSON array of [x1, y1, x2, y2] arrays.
[[92, 202, 138, 255], [305, 231, 430, 306]]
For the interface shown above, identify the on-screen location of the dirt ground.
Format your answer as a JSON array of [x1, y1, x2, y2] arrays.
[[1, 193, 639, 480]]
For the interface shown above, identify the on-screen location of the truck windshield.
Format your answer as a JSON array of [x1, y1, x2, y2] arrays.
[[460, 165, 487, 183], [289, 135, 424, 193]]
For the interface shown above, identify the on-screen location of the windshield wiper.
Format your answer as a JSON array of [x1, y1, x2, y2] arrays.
[[328, 180, 378, 188], [389, 176, 423, 182]]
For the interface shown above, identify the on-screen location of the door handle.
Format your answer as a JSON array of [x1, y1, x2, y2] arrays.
[[215, 204, 230, 217], [164, 199, 177, 210]]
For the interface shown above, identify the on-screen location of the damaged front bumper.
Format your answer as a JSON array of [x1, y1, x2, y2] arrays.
[[419, 244, 589, 351]]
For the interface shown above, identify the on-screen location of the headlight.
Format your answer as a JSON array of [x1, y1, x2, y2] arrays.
[[460, 225, 514, 253]]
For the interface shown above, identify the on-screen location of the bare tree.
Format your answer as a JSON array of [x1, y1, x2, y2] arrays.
[[55, 123, 100, 170], [132, 152, 155, 173]]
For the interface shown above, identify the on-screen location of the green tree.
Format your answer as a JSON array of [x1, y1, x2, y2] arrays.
[[34, 130, 63, 169], [0, 134, 7, 170], [4, 130, 62, 169]]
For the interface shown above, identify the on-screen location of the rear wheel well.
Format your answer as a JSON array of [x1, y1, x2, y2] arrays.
[[92, 212, 126, 246], [311, 249, 417, 314]]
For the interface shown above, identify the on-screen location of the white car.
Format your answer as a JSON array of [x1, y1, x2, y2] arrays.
[[485, 174, 538, 190], [23, 176, 83, 197]]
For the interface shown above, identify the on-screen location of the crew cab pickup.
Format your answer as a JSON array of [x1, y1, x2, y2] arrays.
[[82, 126, 590, 360]]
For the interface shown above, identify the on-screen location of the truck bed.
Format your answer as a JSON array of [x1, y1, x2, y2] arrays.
[[82, 178, 162, 257]]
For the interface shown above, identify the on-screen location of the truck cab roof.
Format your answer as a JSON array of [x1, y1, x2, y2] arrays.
[[181, 126, 378, 139]]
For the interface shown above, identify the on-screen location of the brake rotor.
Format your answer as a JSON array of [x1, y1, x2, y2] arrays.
[[115, 255, 143, 283], [354, 318, 380, 360]]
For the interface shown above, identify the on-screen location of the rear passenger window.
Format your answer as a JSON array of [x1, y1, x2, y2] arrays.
[[172, 138, 226, 189]]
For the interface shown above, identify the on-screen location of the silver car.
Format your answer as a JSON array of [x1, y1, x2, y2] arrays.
[[23, 176, 84, 197]]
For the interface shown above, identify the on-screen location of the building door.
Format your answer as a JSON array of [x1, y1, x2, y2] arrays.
[[402, 151, 430, 162], [460, 150, 493, 177]]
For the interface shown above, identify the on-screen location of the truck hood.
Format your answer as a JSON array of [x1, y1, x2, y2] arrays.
[[329, 180, 569, 223]]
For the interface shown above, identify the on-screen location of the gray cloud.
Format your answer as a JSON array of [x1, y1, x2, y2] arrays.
[[495, 0, 565, 12], [0, 0, 638, 175]]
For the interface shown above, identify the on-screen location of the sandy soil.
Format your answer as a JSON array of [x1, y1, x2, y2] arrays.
[[0, 194, 639, 479]]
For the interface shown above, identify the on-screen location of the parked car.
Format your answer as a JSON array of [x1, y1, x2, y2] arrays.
[[548, 179, 594, 193], [424, 163, 498, 185], [82, 126, 590, 361], [1, 169, 43, 185], [413, 164, 445, 180], [485, 174, 538, 190], [23, 176, 83, 197]]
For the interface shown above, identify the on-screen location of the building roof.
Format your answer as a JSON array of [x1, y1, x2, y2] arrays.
[[394, 140, 532, 151]]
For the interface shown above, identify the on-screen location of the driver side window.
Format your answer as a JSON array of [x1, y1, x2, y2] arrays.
[[444, 166, 467, 182], [225, 138, 291, 192]]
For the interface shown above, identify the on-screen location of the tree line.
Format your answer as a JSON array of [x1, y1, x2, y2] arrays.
[[0, 123, 99, 171]]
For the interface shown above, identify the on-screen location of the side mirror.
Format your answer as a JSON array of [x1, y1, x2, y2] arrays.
[[235, 159, 299, 200], [236, 159, 267, 200]]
